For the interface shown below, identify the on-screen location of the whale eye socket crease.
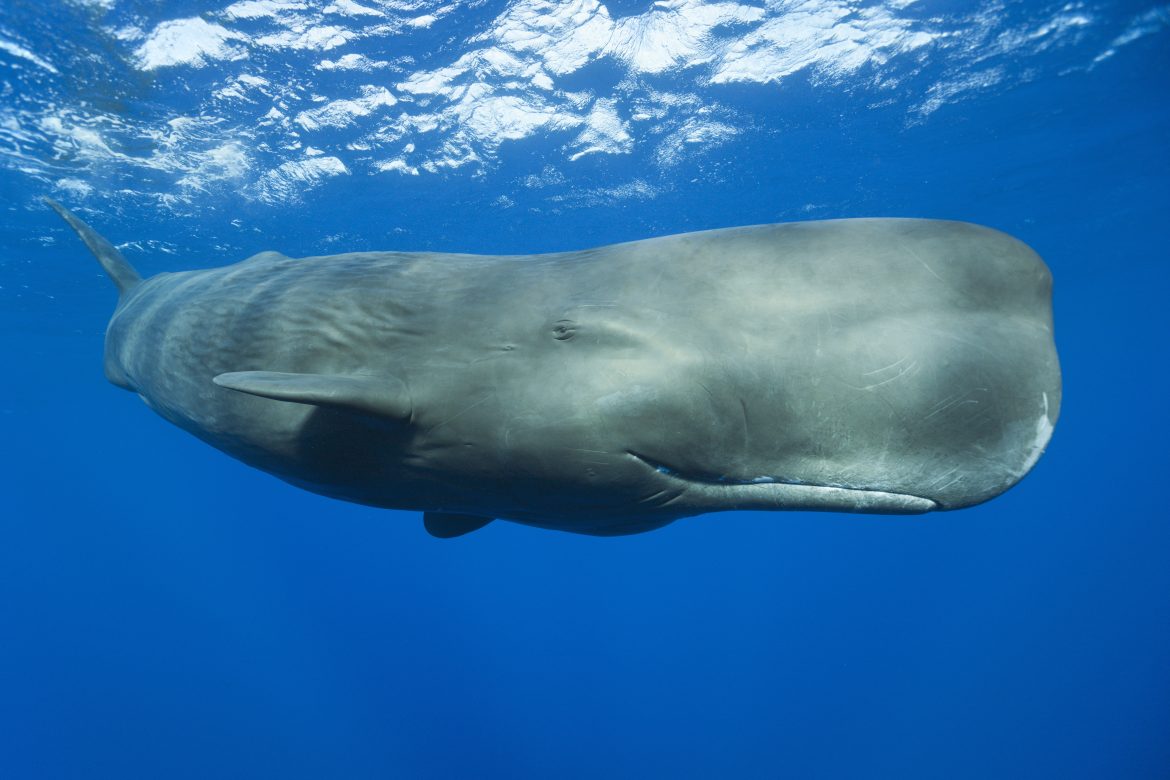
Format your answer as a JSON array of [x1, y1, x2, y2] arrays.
[[48, 199, 1060, 538]]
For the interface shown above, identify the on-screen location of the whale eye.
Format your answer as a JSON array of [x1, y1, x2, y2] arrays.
[[552, 319, 577, 341]]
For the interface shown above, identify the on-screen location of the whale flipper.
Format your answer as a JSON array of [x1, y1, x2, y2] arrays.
[[423, 512, 493, 538], [213, 371, 411, 421], [45, 198, 141, 295]]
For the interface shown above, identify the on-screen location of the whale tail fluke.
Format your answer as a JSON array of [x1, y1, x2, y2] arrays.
[[45, 198, 142, 295]]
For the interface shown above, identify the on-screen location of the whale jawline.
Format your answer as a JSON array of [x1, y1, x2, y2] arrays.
[[626, 451, 938, 514]]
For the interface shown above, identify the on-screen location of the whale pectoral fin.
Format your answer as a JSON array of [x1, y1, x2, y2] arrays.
[[423, 512, 493, 539], [212, 371, 411, 421]]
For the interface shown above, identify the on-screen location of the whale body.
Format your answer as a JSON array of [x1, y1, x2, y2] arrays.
[[50, 201, 1060, 537]]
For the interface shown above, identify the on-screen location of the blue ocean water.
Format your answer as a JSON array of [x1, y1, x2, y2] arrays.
[[1, 1, 1168, 777]]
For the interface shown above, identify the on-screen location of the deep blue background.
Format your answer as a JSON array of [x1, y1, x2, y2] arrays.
[[2, 6, 1169, 779]]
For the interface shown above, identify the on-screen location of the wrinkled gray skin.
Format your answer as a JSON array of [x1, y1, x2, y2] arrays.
[[50, 201, 1060, 537]]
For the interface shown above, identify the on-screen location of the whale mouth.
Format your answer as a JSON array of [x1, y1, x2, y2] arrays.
[[626, 451, 937, 514]]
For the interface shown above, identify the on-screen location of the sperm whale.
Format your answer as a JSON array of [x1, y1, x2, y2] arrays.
[[49, 200, 1060, 537]]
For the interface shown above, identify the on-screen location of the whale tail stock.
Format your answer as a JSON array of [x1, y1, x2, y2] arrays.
[[45, 198, 142, 296]]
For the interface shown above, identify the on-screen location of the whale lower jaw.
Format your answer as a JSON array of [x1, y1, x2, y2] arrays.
[[628, 452, 937, 514]]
